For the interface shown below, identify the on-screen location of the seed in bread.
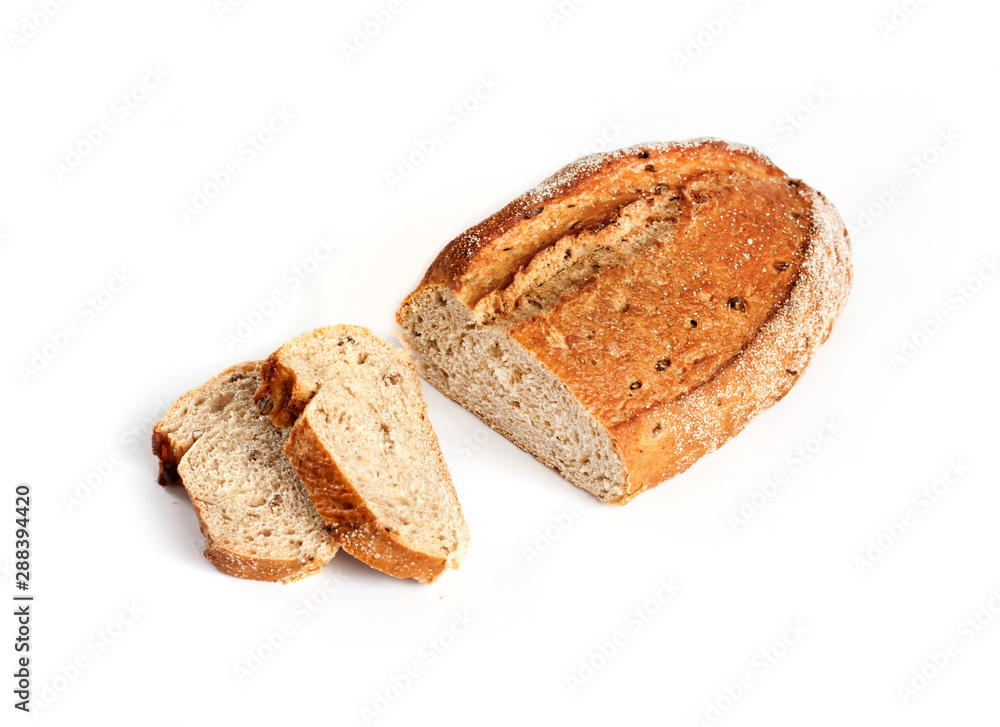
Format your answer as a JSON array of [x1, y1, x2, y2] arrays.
[[396, 139, 853, 504], [254, 325, 470, 584], [152, 362, 339, 582]]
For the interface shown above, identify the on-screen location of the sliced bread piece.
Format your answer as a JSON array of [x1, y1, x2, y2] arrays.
[[254, 326, 470, 584], [396, 139, 853, 504], [152, 362, 338, 583]]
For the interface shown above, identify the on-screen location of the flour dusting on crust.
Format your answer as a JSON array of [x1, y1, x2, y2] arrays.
[[402, 139, 853, 503]]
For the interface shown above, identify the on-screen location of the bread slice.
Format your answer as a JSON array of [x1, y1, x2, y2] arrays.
[[152, 362, 338, 583], [396, 139, 853, 504], [254, 326, 470, 584]]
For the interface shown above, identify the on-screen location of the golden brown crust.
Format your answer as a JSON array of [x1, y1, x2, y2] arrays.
[[254, 355, 307, 428], [285, 420, 448, 584], [256, 325, 465, 583], [188, 496, 325, 583], [254, 328, 363, 428], [611, 188, 851, 501], [407, 139, 787, 307], [152, 362, 337, 582], [505, 168, 810, 429], [398, 139, 852, 504]]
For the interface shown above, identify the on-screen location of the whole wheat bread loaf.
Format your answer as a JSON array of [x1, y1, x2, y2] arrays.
[[396, 139, 852, 504], [152, 362, 338, 582], [254, 326, 470, 584]]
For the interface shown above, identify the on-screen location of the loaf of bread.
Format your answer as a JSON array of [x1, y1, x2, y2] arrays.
[[254, 326, 470, 583], [396, 139, 852, 504], [152, 363, 339, 582]]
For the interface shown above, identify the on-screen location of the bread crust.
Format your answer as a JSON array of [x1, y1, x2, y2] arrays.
[[412, 138, 788, 303], [285, 418, 449, 584], [153, 362, 338, 583], [189, 497, 327, 583], [255, 325, 468, 583], [612, 188, 851, 499], [255, 355, 308, 428], [398, 139, 852, 503], [151, 428, 181, 486]]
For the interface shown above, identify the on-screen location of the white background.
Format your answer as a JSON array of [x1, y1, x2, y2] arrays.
[[2, 0, 998, 725]]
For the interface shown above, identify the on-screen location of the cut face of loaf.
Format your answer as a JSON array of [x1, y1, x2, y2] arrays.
[[254, 326, 470, 584], [396, 139, 853, 504], [152, 363, 338, 583]]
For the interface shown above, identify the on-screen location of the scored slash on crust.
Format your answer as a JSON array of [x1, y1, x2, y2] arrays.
[[396, 138, 852, 504]]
